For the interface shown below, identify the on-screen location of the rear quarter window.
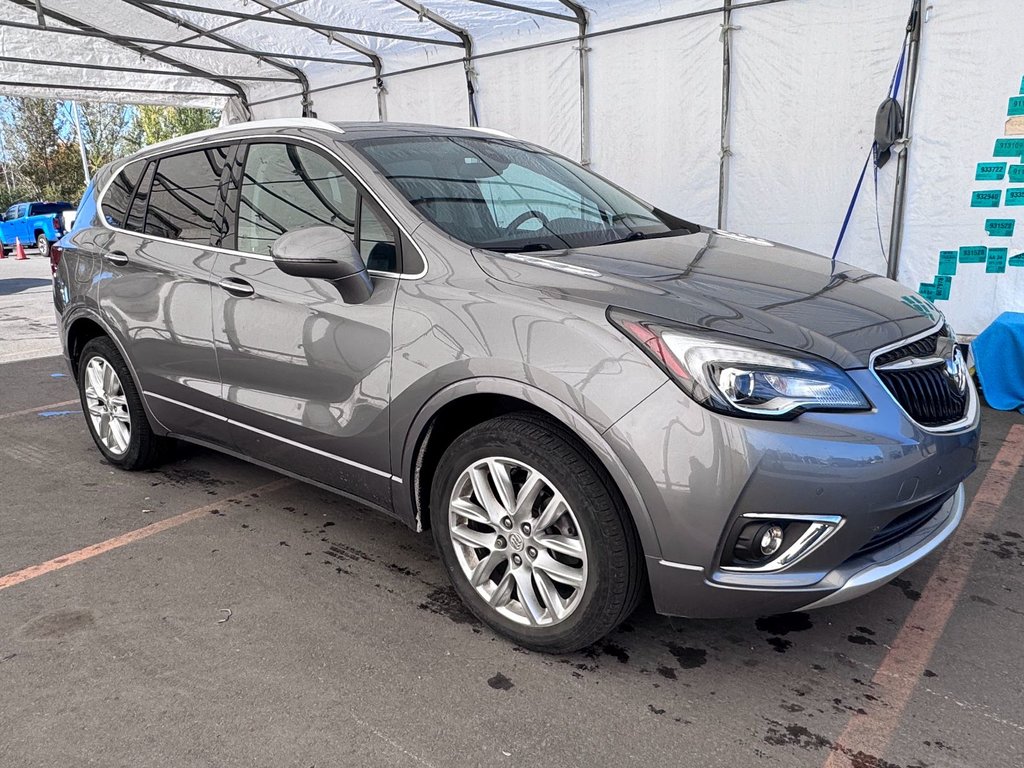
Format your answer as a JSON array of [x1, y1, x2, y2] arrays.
[[102, 160, 147, 229]]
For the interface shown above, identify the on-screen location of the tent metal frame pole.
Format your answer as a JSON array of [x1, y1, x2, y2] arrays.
[[71, 101, 91, 185], [559, 1, 590, 165], [244, 0, 388, 122], [886, 0, 923, 282], [140, 0, 463, 47], [116, 0, 314, 117], [392, 0, 478, 126], [0, 54, 294, 82], [4, 0, 253, 117], [145, 0, 310, 55], [463, 0, 576, 22], [0, 79, 232, 99], [0, 18, 371, 66], [718, 0, 735, 229]]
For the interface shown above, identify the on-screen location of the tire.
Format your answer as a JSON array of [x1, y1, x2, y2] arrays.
[[36, 233, 49, 259], [430, 412, 644, 652], [77, 336, 165, 470]]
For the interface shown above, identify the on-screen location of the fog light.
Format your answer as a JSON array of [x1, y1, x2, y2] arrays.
[[759, 524, 785, 556]]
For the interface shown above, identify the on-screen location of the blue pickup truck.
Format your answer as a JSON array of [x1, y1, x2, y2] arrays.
[[1, 201, 75, 258]]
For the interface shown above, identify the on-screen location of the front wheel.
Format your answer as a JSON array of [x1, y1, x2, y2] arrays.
[[77, 337, 166, 470], [430, 413, 644, 652], [36, 233, 49, 259]]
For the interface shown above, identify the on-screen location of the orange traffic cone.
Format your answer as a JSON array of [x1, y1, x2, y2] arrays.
[[14, 237, 27, 260]]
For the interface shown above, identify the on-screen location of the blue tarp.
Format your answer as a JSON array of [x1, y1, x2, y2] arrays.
[[972, 312, 1024, 413]]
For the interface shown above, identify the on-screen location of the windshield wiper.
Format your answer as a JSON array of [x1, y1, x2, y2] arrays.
[[488, 243, 556, 253], [599, 227, 693, 246]]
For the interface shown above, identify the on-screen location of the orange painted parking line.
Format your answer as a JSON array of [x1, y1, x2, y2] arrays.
[[0, 399, 79, 421], [0, 478, 293, 592], [823, 424, 1024, 768]]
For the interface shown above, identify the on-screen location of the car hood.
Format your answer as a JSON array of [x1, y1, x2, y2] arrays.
[[473, 229, 942, 369]]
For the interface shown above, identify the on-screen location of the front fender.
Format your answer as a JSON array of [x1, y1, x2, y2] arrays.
[[394, 375, 664, 558]]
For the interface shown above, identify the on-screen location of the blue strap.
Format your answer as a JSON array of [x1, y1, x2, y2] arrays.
[[832, 34, 910, 262]]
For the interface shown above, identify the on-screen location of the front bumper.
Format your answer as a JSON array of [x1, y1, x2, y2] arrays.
[[605, 368, 979, 618], [645, 483, 964, 617]]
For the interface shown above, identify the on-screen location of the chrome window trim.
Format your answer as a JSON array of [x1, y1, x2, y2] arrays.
[[95, 132, 428, 280], [145, 391, 402, 483], [868, 319, 977, 434]]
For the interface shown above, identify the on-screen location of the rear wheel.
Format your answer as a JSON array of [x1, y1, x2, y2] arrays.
[[430, 413, 644, 652], [77, 337, 165, 470], [35, 233, 49, 259]]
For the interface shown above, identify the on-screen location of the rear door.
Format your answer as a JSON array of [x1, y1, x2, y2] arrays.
[[96, 144, 233, 446], [210, 138, 399, 508]]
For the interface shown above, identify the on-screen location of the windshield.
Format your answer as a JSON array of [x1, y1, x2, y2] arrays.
[[353, 135, 690, 252], [30, 203, 74, 215]]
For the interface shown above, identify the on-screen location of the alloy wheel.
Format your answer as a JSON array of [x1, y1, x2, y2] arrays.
[[83, 357, 132, 456], [448, 457, 588, 627]]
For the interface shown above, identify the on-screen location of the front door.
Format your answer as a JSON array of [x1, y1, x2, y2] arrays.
[[210, 139, 399, 510]]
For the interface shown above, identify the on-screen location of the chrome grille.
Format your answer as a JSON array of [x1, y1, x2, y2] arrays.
[[873, 327, 969, 428]]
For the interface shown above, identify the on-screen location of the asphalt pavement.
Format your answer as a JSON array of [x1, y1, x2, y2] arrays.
[[0, 259, 1022, 767]]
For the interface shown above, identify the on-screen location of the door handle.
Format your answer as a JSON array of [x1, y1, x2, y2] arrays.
[[104, 250, 129, 266], [218, 277, 255, 297]]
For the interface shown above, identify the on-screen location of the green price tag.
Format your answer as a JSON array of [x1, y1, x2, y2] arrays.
[[972, 189, 1002, 207], [994, 138, 1024, 157], [987, 247, 1008, 273], [977, 162, 1007, 180], [1010, 165, 1024, 183], [933, 275, 953, 300], [1009, 252, 1024, 267], [985, 218, 1016, 237], [959, 245, 988, 263], [918, 283, 937, 301], [1007, 189, 1024, 206], [938, 250, 958, 275], [1010, 96, 1024, 116]]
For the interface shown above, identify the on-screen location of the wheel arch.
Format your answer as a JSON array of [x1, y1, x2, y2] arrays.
[[64, 311, 168, 435], [399, 377, 662, 558]]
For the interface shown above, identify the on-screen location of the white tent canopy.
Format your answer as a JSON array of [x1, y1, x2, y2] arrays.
[[2, 0, 1022, 335]]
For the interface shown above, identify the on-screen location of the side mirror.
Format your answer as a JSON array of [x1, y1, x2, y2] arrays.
[[271, 225, 373, 304]]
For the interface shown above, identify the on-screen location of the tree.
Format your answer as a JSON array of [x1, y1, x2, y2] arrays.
[[0, 96, 84, 202], [133, 106, 220, 146], [77, 101, 140, 172]]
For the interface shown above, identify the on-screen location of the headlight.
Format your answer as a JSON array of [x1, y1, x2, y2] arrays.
[[610, 310, 870, 419]]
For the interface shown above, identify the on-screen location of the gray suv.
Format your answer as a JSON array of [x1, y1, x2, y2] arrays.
[[53, 118, 979, 652]]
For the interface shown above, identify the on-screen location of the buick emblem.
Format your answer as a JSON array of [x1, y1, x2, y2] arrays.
[[945, 347, 968, 394], [508, 532, 525, 551]]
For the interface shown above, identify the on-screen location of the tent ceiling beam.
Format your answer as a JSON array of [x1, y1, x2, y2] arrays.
[[4, 0, 252, 116], [146, 0, 309, 55], [116, 0, 314, 117], [244, 0, 388, 122], [0, 18, 372, 66], [0, 54, 294, 82], [460, 0, 576, 23], [391, 0, 478, 125], [140, 0, 464, 48], [0, 79, 230, 98]]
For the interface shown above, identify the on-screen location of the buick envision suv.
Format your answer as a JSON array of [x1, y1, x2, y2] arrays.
[[53, 118, 979, 652]]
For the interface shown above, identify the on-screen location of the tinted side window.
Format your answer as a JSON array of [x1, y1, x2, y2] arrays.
[[125, 162, 156, 233], [237, 142, 357, 257], [102, 159, 146, 229], [145, 146, 229, 244]]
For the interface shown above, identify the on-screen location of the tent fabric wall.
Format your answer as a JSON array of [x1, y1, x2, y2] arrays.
[[899, 0, 1024, 336], [2, 1, 1021, 334]]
